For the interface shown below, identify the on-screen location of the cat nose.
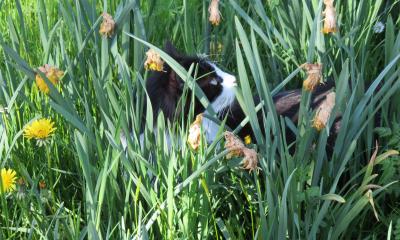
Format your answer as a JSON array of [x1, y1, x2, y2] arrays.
[[224, 74, 237, 87]]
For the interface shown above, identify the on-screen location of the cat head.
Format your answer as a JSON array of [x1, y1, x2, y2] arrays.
[[146, 42, 237, 120]]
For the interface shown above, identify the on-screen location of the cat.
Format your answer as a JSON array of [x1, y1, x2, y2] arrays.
[[122, 42, 339, 150]]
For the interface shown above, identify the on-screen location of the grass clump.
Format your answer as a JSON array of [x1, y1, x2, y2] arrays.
[[0, 0, 400, 239]]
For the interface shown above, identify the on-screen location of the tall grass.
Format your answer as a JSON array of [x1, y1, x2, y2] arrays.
[[0, 0, 400, 239]]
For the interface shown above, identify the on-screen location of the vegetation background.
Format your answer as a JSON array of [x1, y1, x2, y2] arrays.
[[0, 0, 400, 239]]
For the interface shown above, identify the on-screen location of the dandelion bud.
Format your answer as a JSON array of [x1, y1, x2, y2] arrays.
[[144, 49, 164, 72], [35, 64, 64, 94], [208, 0, 221, 26], [313, 92, 336, 131], [302, 63, 323, 92], [187, 114, 203, 150], [244, 135, 252, 145], [322, 0, 337, 34], [99, 12, 116, 37]]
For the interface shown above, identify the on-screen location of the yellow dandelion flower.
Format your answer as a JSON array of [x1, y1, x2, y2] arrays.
[[301, 63, 323, 92], [99, 12, 116, 37], [244, 135, 252, 145], [0, 168, 17, 194], [187, 114, 203, 150], [35, 64, 64, 94], [144, 49, 164, 72], [24, 118, 56, 146], [208, 0, 221, 26], [313, 92, 336, 131], [322, 0, 338, 34]]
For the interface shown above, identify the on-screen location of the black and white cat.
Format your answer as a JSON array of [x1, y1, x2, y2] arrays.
[[145, 43, 238, 143], [122, 42, 339, 149]]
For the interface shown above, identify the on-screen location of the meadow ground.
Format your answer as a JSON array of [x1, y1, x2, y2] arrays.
[[0, 0, 400, 239]]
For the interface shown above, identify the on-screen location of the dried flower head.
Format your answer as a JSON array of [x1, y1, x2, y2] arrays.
[[208, 0, 221, 26], [99, 12, 115, 37], [224, 131, 245, 159], [224, 131, 259, 173], [313, 92, 336, 131], [302, 63, 323, 92], [39, 180, 46, 189], [1, 168, 17, 194], [242, 148, 259, 173], [187, 114, 203, 150], [322, 0, 337, 34], [35, 64, 64, 94], [23, 118, 56, 146], [144, 49, 164, 72]]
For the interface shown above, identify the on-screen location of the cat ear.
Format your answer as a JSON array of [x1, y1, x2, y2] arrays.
[[164, 41, 182, 60]]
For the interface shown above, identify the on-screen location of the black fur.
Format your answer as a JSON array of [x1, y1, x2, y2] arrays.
[[146, 42, 224, 120]]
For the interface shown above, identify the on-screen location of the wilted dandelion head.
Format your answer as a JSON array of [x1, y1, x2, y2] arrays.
[[99, 12, 115, 37], [313, 92, 336, 131], [0, 168, 17, 194], [144, 49, 164, 72], [39, 180, 46, 189], [322, 0, 337, 34], [224, 131, 245, 159], [302, 63, 323, 92], [187, 114, 203, 150], [24, 118, 56, 146], [242, 148, 259, 173], [224, 132, 260, 173], [35, 64, 64, 94], [208, 0, 221, 26]]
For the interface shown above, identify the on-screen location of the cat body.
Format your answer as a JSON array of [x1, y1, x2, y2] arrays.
[[143, 42, 338, 147]]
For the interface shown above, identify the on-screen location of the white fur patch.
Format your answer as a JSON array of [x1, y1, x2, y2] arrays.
[[208, 63, 237, 114], [201, 62, 237, 142]]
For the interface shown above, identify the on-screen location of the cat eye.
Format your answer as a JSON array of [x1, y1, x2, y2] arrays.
[[210, 79, 219, 85]]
